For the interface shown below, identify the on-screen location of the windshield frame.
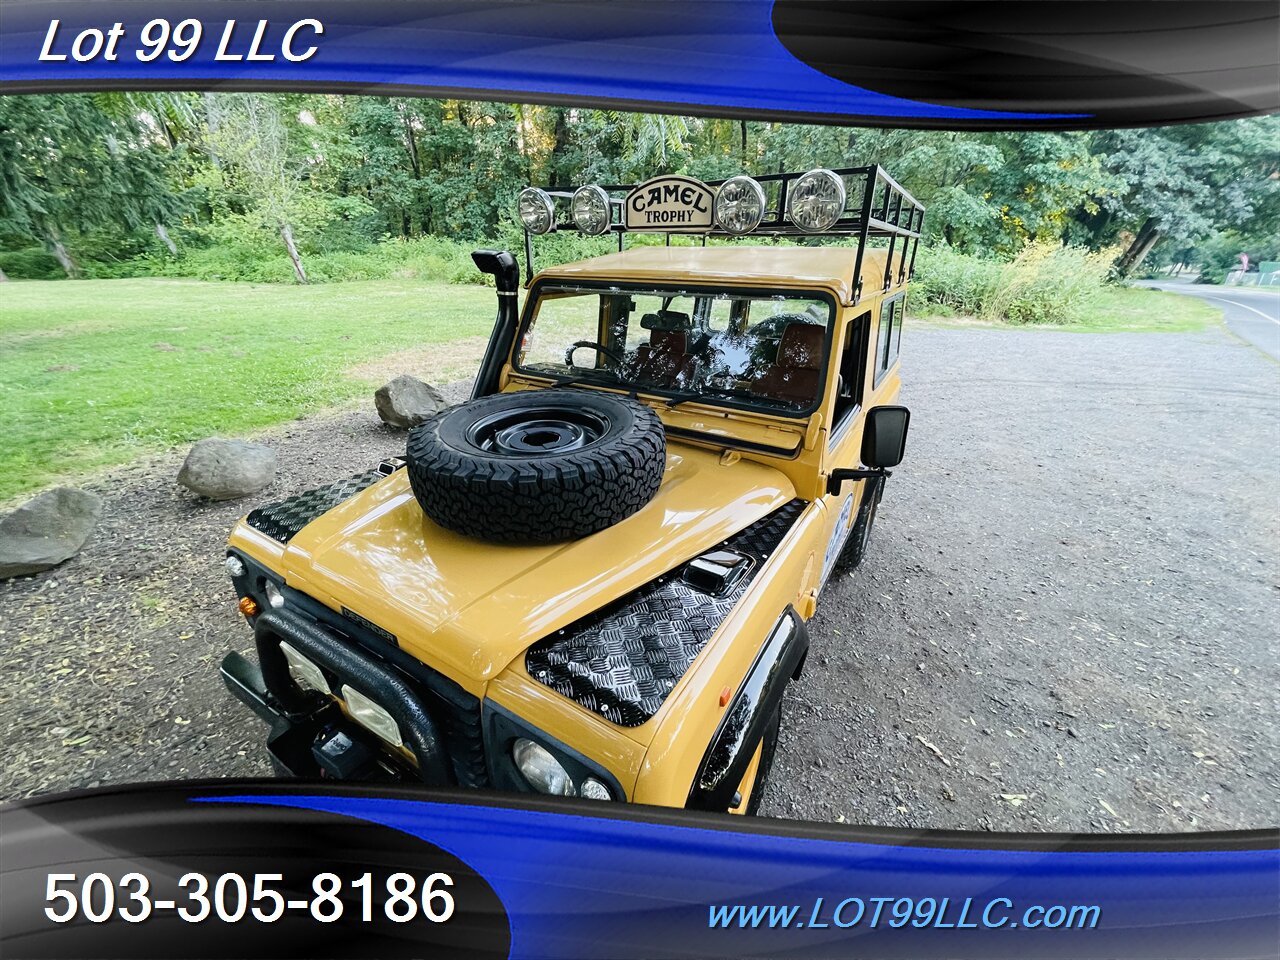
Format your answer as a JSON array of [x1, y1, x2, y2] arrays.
[[512, 277, 839, 420]]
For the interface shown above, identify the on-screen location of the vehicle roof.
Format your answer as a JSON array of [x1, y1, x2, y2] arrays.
[[533, 245, 906, 304]]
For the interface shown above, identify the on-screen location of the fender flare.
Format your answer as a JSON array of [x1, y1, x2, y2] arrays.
[[686, 607, 809, 811]]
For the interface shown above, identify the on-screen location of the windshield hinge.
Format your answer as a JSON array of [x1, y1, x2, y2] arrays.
[[803, 412, 825, 451]]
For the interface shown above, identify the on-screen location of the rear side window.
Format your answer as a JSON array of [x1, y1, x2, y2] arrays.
[[874, 294, 904, 385]]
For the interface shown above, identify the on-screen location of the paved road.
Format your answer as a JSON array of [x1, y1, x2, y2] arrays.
[[1137, 279, 1280, 360]]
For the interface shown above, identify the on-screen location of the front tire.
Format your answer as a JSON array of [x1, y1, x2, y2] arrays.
[[836, 475, 885, 572], [731, 703, 782, 816]]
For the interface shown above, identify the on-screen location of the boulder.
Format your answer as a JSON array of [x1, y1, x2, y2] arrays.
[[375, 375, 447, 429], [0, 487, 103, 579], [177, 438, 276, 500]]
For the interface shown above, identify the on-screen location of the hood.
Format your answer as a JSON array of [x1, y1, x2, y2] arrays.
[[277, 444, 796, 685]]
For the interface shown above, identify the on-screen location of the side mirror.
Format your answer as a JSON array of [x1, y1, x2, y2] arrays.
[[824, 405, 911, 496], [861, 405, 910, 469]]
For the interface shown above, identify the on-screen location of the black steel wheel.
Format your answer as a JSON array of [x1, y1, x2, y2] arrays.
[[406, 388, 666, 543]]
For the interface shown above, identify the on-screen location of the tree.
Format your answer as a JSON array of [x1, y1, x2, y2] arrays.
[[1083, 117, 1280, 276], [203, 94, 318, 282], [0, 94, 185, 276]]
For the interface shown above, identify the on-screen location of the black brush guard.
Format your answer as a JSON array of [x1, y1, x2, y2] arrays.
[[221, 610, 451, 784]]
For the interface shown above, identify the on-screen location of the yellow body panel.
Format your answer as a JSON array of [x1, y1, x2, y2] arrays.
[[230, 443, 796, 695], [227, 240, 910, 806]]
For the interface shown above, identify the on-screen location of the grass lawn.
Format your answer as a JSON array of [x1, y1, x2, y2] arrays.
[[1, 278, 496, 502], [913, 284, 1222, 333], [0, 278, 1226, 504]]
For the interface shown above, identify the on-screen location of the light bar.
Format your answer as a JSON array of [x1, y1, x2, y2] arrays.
[[571, 184, 612, 235]]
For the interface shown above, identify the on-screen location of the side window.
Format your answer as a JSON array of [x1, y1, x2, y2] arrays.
[[873, 295, 904, 386], [890, 297, 905, 360], [832, 311, 869, 433]]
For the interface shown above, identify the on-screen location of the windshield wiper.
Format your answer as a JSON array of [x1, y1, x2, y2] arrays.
[[662, 391, 705, 409]]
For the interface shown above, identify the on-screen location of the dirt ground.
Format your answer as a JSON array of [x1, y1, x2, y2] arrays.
[[2, 324, 1277, 834]]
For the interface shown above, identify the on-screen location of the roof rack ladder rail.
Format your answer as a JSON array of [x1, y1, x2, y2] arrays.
[[906, 207, 923, 282], [883, 184, 904, 291], [852, 166, 876, 305]]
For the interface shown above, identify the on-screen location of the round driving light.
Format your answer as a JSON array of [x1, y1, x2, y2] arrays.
[[789, 169, 847, 233], [512, 738, 574, 796], [571, 185, 612, 236], [517, 187, 556, 235], [263, 579, 285, 609], [579, 777, 613, 801], [714, 176, 766, 235], [224, 554, 246, 578]]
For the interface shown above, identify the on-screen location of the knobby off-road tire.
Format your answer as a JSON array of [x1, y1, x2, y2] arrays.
[[836, 474, 885, 572], [405, 388, 666, 543]]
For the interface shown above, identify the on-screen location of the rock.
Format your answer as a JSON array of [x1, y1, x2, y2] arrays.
[[177, 438, 276, 500], [0, 487, 103, 579], [374, 375, 447, 429]]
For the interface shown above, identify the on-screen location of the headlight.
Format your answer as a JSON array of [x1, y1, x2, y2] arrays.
[[341, 684, 404, 747], [512, 738, 574, 795], [579, 777, 613, 801], [571, 185, 612, 236], [517, 187, 556, 235], [789, 169, 846, 232], [263, 579, 285, 609], [278, 640, 330, 694], [225, 554, 246, 578], [714, 176, 766, 235]]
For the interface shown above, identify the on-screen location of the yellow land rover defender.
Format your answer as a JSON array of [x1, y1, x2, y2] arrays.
[[220, 166, 923, 814]]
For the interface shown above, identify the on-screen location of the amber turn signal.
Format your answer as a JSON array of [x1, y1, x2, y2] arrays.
[[719, 685, 732, 707], [238, 596, 260, 617]]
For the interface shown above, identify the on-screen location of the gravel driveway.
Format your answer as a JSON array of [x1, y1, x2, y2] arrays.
[[3, 324, 1277, 834]]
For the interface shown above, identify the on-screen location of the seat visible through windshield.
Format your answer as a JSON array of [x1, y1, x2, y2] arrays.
[[516, 286, 833, 413]]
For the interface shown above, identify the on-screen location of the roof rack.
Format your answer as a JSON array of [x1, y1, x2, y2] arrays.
[[517, 165, 924, 304]]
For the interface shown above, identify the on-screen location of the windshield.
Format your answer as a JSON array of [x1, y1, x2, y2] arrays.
[[516, 284, 834, 414]]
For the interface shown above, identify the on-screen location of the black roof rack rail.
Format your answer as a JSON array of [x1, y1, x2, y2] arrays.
[[519, 165, 925, 304]]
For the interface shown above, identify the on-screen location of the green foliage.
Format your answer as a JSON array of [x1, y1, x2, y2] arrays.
[[1193, 231, 1280, 284], [2, 94, 1277, 286], [0, 246, 63, 280], [0, 94, 188, 275], [135, 235, 494, 284], [913, 243, 1117, 325]]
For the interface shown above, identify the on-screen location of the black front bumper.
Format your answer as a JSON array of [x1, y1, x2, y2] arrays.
[[219, 649, 390, 780], [221, 608, 457, 784]]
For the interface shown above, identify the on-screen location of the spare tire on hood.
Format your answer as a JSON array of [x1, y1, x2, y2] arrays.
[[405, 388, 666, 543]]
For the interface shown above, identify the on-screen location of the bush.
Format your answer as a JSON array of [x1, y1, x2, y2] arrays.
[[911, 245, 1004, 316], [0, 231, 165, 280], [0, 246, 65, 280], [913, 242, 1117, 324]]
